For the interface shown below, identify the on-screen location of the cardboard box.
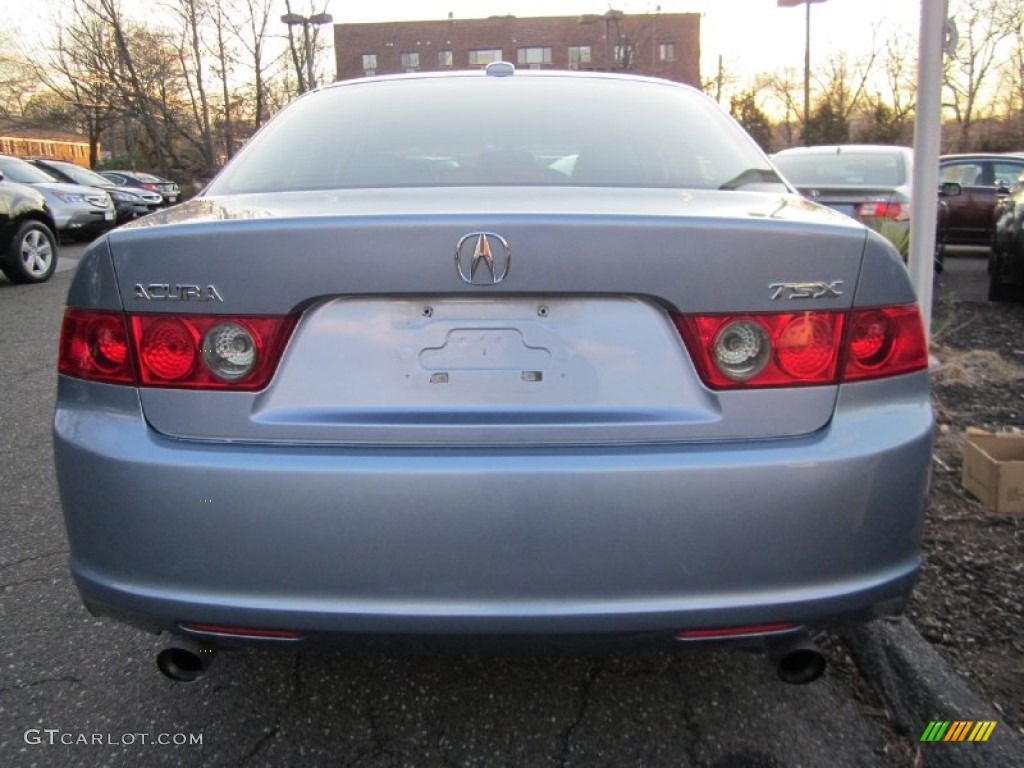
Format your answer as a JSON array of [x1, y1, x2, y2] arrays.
[[961, 430, 1024, 514]]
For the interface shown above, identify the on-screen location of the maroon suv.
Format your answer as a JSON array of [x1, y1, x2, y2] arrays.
[[937, 154, 1024, 256]]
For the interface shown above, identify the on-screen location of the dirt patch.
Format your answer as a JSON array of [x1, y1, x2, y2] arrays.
[[906, 287, 1024, 738]]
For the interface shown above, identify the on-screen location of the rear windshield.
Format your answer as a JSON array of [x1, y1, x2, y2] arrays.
[[773, 151, 907, 187], [208, 74, 778, 194]]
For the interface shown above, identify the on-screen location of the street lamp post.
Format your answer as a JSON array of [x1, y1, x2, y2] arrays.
[[281, 12, 333, 92], [579, 9, 625, 71], [777, 0, 828, 145]]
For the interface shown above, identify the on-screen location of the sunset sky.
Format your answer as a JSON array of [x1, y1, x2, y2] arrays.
[[5, 0, 926, 86]]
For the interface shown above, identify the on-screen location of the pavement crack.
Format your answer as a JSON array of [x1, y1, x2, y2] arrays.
[[0, 675, 81, 694], [1, 576, 52, 590], [557, 660, 602, 768], [0, 550, 67, 572], [344, 689, 389, 767], [293, 653, 303, 702], [239, 725, 279, 765], [235, 653, 303, 766]]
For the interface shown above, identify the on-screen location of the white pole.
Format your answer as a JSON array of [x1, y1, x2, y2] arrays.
[[909, 0, 948, 338]]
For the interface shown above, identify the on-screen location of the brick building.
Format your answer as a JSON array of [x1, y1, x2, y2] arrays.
[[333, 12, 700, 86]]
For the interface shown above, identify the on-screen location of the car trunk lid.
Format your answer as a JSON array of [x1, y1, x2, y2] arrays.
[[108, 187, 867, 446]]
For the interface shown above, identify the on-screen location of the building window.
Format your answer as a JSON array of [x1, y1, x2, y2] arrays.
[[361, 53, 377, 70], [401, 51, 420, 71], [468, 49, 503, 67], [517, 47, 552, 67], [567, 46, 591, 69], [437, 50, 453, 67], [613, 43, 635, 69], [658, 43, 675, 62]]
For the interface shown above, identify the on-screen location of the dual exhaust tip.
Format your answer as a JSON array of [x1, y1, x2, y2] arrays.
[[155, 631, 827, 685]]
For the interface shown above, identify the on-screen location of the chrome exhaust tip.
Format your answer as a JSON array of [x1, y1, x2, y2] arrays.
[[156, 638, 216, 683]]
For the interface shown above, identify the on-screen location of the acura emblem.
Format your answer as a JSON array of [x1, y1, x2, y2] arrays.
[[455, 232, 511, 285]]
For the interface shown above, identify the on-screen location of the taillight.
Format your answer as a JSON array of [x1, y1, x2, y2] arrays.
[[131, 314, 297, 389], [673, 303, 926, 389], [675, 312, 845, 388], [843, 305, 928, 381], [856, 201, 909, 220], [58, 310, 297, 390], [59, 310, 134, 385]]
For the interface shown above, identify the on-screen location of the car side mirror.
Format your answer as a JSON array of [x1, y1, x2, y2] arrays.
[[996, 181, 1011, 195], [938, 181, 962, 197]]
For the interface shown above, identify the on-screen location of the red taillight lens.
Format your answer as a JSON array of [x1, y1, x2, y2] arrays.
[[59, 309, 135, 384], [59, 310, 296, 390], [674, 312, 845, 388], [137, 317, 197, 381], [856, 201, 909, 220], [843, 305, 928, 381], [674, 303, 927, 389], [131, 314, 297, 389]]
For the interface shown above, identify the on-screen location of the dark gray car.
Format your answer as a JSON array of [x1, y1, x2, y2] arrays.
[[53, 68, 933, 685]]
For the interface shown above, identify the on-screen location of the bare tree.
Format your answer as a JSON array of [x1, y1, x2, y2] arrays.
[[817, 50, 877, 126], [209, 2, 236, 162], [76, 0, 181, 174], [168, 0, 216, 174], [1000, 3, 1024, 144], [758, 68, 803, 148], [855, 34, 916, 145], [282, 0, 331, 95], [0, 35, 40, 119], [34, 5, 129, 166], [227, 0, 275, 130], [943, 0, 1020, 151]]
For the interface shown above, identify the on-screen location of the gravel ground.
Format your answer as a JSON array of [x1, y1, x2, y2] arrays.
[[907, 279, 1024, 739]]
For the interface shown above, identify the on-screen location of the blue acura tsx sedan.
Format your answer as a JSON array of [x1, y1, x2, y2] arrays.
[[53, 65, 932, 684]]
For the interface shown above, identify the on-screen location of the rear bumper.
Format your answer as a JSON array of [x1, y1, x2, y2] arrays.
[[54, 374, 933, 644]]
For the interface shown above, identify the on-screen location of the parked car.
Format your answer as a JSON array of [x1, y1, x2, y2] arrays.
[[936, 153, 1024, 263], [0, 174, 58, 283], [771, 145, 914, 260], [28, 158, 163, 224], [99, 170, 180, 206], [0, 155, 115, 242], [54, 67, 932, 685], [988, 169, 1024, 301]]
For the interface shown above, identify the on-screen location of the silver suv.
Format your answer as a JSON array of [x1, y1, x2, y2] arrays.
[[0, 155, 115, 241]]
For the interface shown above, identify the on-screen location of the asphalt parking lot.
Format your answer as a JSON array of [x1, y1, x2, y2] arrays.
[[0, 244, 996, 767]]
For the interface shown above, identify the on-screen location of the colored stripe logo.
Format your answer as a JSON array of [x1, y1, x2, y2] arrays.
[[920, 721, 997, 742]]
